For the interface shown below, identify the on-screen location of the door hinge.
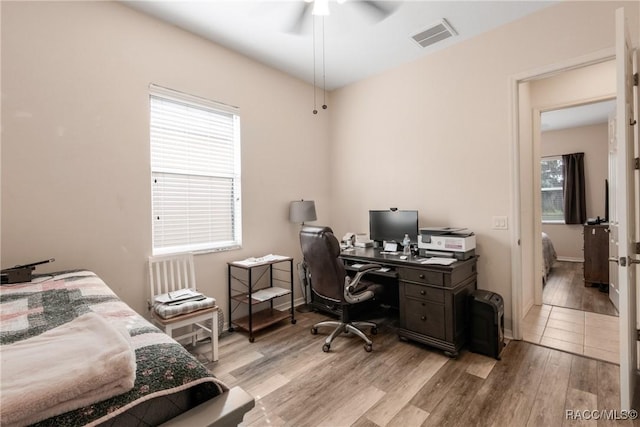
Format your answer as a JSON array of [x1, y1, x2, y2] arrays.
[[637, 329, 640, 341], [635, 242, 640, 255], [635, 157, 640, 170], [634, 73, 639, 86]]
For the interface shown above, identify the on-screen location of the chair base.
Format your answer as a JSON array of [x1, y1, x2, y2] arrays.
[[311, 320, 377, 352]]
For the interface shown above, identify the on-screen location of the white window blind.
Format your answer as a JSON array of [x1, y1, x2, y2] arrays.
[[150, 85, 241, 255]]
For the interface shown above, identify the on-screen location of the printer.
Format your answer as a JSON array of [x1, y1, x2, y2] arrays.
[[418, 227, 476, 260]]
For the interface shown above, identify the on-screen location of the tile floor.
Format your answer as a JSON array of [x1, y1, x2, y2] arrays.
[[522, 304, 619, 364]]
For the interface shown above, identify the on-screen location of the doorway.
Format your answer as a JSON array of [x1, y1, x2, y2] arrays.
[[525, 99, 620, 364], [514, 58, 619, 364], [539, 99, 617, 317]]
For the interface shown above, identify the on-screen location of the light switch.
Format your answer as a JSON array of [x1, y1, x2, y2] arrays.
[[492, 216, 508, 230]]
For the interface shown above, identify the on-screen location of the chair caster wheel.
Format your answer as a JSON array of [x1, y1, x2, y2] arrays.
[[291, 319, 297, 324], [364, 343, 373, 352], [371, 327, 378, 335], [249, 337, 255, 343], [322, 344, 331, 352], [311, 327, 318, 335]]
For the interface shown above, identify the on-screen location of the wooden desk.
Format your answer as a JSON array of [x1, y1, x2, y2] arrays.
[[340, 247, 478, 357]]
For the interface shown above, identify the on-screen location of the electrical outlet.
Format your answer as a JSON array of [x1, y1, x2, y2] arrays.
[[492, 216, 508, 230]]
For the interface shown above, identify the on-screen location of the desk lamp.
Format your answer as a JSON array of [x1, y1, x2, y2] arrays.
[[289, 200, 317, 225], [289, 200, 317, 312]]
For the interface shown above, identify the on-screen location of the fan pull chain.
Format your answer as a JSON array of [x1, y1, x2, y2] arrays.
[[312, 16, 318, 115], [322, 16, 327, 110]]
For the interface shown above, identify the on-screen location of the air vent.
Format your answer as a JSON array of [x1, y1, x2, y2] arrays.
[[411, 19, 457, 48]]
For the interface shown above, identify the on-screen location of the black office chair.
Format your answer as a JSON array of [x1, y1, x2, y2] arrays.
[[300, 225, 382, 352]]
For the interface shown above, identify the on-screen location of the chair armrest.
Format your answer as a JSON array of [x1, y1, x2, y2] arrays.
[[350, 264, 381, 287], [344, 264, 382, 303], [354, 263, 381, 273]]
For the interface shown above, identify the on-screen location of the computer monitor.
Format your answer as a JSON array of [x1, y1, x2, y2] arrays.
[[369, 210, 419, 244]]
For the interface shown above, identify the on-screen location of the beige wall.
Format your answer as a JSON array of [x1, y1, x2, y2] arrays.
[[541, 123, 610, 261], [2, 1, 638, 332], [329, 1, 638, 330], [1, 1, 330, 315]]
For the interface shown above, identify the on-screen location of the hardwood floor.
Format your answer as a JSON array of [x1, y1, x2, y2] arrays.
[[195, 310, 634, 427], [543, 261, 618, 317]]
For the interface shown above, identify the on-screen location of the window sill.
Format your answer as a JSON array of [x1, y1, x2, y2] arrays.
[[153, 244, 242, 257], [193, 245, 242, 255]]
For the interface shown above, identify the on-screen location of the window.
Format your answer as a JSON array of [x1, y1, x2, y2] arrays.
[[541, 156, 564, 223], [150, 85, 241, 255]]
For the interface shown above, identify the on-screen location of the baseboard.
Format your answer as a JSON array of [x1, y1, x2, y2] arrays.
[[522, 300, 534, 320]]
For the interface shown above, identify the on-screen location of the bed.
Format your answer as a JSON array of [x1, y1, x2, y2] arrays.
[[0, 269, 254, 427], [542, 232, 558, 284]]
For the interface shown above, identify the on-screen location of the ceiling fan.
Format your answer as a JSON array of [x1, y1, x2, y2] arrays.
[[288, 0, 398, 34], [290, 0, 398, 114]]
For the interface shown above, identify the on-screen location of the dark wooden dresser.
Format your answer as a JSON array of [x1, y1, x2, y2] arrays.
[[584, 224, 609, 286]]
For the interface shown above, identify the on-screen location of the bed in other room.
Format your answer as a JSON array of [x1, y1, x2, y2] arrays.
[[542, 232, 558, 284]]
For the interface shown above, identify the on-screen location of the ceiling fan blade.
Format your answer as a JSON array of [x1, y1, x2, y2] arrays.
[[288, 2, 313, 34], [356, 1, 397, 21]]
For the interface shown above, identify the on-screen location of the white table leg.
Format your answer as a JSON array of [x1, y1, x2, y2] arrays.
[[212, 309, 219, 362]]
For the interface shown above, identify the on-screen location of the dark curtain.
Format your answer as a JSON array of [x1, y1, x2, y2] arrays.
[[562, 152, 586, 224]]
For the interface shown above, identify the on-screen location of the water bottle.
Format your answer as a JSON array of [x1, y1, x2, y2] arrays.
[[402, 234, 411, 256]]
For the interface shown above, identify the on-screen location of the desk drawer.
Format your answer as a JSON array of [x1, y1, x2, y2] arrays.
[[403, 283, 444, 303], [404, 299, 445, 340], [398, 268, 444, 286]]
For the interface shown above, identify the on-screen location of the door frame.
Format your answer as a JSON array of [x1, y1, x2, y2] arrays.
[[532, 96, 615, 306], [614, 6, 638, 409], [509, 47, 615, 340]]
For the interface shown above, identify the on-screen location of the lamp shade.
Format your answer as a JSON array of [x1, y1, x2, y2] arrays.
[[289, 200, 317, 224]]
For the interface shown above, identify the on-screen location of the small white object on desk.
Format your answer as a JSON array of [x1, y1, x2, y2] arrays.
[[421, 257, 457, 266], [383, 242, 398, 252]]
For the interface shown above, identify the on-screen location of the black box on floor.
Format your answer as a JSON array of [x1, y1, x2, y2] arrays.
[[468, 289, 505, 360]]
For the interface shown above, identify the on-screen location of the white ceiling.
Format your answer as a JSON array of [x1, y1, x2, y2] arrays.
[[123, 0, 611, 129], [541, 99, 616, 132], [123, 0, 557, 90]]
